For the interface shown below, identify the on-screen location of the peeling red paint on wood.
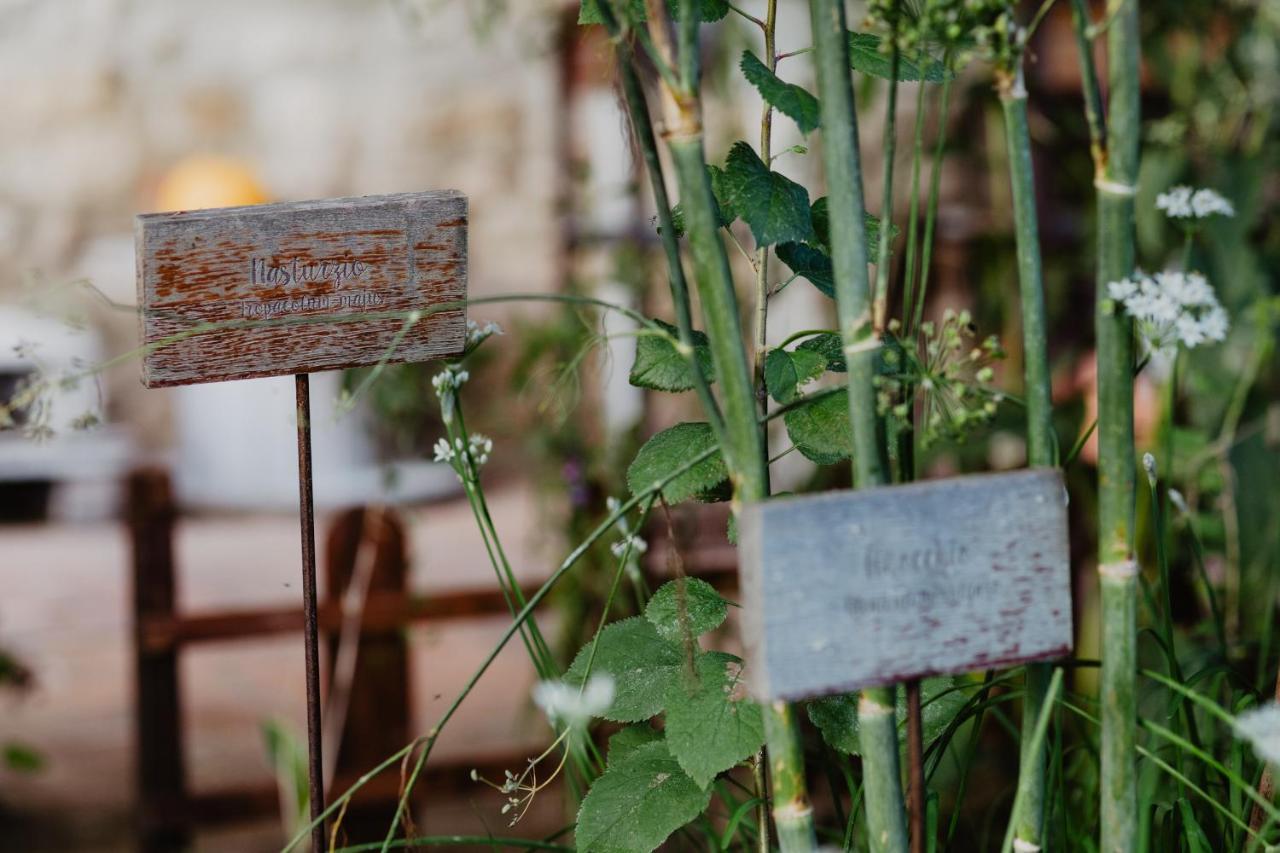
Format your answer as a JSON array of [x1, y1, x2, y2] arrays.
[[737, 468, 1074, 701], [136, 190, 467, 387]]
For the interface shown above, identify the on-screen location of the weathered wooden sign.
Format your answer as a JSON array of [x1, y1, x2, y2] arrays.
[[738, 468, 1072, 701], [136, 190, 467, 387]]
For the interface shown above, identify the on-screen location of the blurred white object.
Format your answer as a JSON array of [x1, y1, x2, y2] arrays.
[[173, 372, 457, 510], [0, 304, 134, 521]]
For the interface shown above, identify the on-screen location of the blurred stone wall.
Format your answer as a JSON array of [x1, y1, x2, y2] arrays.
[[0, 0, 568, 442]]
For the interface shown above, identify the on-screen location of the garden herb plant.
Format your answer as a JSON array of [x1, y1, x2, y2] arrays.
[[4, 1, 1279, 852]]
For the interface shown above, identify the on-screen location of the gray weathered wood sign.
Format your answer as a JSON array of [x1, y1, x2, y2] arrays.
[[738, 468, 1072, 701], [136, 190, 467, 387]]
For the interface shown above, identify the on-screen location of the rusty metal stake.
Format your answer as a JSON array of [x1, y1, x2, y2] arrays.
[[906, 678, 925, 853], [295, 374, 326, 851]]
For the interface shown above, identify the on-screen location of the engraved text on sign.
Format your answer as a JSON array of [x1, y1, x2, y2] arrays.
[[136, 190, 467, 387], [737, 469, 1073, 702]]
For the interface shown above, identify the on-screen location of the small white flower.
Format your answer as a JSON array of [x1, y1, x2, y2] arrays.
[[432, 437, 455, 463], [532, 674, 614, 728], [468, 433, 493, 467], [1142, 452, 1158, 486], [1235, 704, 1280, 765], [1155, 185, 1194, 219], [466, 319, 505, 347], [1168, 488, 1189, 515], [610, 534, 649, 558], [1191, 188, 1235, 219], [1156, 185, 1235, 220], [1107, 269, 1229, 355]]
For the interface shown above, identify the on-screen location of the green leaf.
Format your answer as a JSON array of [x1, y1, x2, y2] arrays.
[[608, 725, 663, 767], [663, 652, 765, 788], [763, 347, 827, 404], [807, 678, 968, 756], [775, 242, 834, 299], [579, 1, 728, 27], [627, 422, 728, 504], [796, 333, 846, 373], [847, 32, 946, 82], [668, 165, 735, 236], [674, 0, 729, 21], [783, 389, 853, 465], [719, 142, 814, 247], [3, 742, 42, 773], [578, 0, 647, 24], [630, 320, 715, 392], [809, 197, 889, 259], [576, 740, 711, 853], [566, 618, 685, 722], [740, 51, 821, 135], [645, 578, 729, 643]]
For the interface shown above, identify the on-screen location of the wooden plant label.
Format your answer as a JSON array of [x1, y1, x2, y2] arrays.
[[136, 190, 467, 387], [738, 468, 1072, 701]]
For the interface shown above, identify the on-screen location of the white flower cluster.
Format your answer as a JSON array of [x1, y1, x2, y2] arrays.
[[431, 365, 469, 396], [532, 674, 614, 729], [466, 319, 504, 348], [1107, 270, 1228, 353], [610, 533, 649, 559], [1235, 703, 1280, 765], [432, 433, 493, 481], [431, 365, 469, 423], [1155, 186, 1235, 220]]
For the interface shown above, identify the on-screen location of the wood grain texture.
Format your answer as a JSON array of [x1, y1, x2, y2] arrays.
[[738, 469, 1073, 701], [136, 190, 467, 387]]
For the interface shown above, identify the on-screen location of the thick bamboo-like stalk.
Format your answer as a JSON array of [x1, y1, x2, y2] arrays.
[[1071, 0, 1142, 847], [638, 3, 818, 847], [604, 12, 726, 439], [998, 62, 1056, 850], [807, 1, 906, 850]]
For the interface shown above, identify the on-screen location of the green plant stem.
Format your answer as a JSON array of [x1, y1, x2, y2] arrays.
[[604, 8, 726, 439], [1071, 0, 1141, 846], [1001, 669, 1065, 853], [1092, 0, 1142, 847], [910, 66, 954, 337], [753, 0, 779, 421], [999, 59, 1057, 851], [871, 7, 900, 332], [900, 72, 930, 336], [649, 3, 815, 847], [809, 2, 905, 852], [762, 701, 817, 850]]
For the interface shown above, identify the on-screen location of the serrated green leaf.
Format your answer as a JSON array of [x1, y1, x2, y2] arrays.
[[783, 389, 852, 465], [627, 422, 728, 504], [630, 319, 715, 392], [847, 32, 946, 82], [663, 652, 765, 789], [566, 617, 684, 722], [797, 333, 846, 373], [608, 725, 663, 767], [719, 142, 813, 247], [807, 678, 968, 756], [578, 0, 647, 25], [763, 347, 827, 404], [809, 197, 889, 259], [576, 740, 711, 853], [579, 1, 729, 27], [668, 164, 735, 236], [740, 51, 821, 134], [645, 578, 729, 643], [775, 242, 834, 299]]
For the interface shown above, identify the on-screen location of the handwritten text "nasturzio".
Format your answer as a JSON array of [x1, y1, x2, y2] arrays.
[[249, 257, 371, 287]]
